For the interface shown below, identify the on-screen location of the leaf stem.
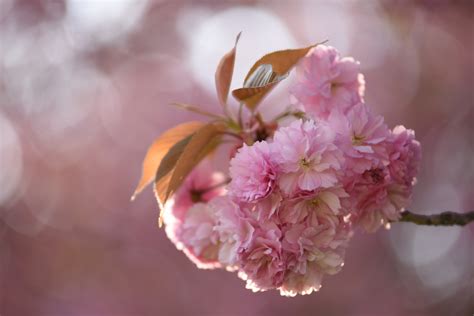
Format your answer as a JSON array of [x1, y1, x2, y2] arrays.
[[200, 178, 231, 194], [396, 210, 474, 226], [238, 103, 244, 128], [272, 109, 306, 122], [171, 103, 224, 120], [222, 131, 243, 141]]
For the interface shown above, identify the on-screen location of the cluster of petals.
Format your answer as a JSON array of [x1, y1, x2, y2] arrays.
[[162, 161, 226, 269], [290, 45, 365, 120], [289, 44, 421, 232], [162, 44, 421, 296], [273, 120, 342, 195], [229, 141, 277, 202], [223, 119, 353, 296], [339, 123, 421, 232]]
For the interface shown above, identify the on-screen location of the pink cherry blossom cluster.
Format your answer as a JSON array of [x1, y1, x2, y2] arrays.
[[162, 45, 421, 296]]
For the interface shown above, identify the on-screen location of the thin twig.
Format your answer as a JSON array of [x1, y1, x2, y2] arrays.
[[397, 210, 474, 226]]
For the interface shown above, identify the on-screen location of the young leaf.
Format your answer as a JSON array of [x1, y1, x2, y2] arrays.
[[154, 134, 193, 198], [215, 32, 241, 108], [233, 43, 319, 110], [131, 121, 205, 200], [243, 64, 287, 88], [156, 122, 226, 207], [153, 134, 193, 226], [243, 44, 317, 83], [232, 65, 288, 110]]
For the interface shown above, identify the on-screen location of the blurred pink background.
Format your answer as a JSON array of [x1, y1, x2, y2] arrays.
[[0, 1, 473, 315]]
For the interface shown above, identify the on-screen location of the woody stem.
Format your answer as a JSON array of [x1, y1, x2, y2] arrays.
[[397, 210, 474, 226]]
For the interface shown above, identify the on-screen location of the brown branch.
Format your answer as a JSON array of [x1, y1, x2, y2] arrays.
[[397, 210, 474, 226]]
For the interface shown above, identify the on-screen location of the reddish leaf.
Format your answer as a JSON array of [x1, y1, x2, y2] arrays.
[[153, 122, 226, 223], [153, 134, 193, 209], [243, 44, 317, 83], [131, 121, 205, 201], [233, 43, 318, 110], [215, 32, 241, 108], [232, 66, 287, 110]]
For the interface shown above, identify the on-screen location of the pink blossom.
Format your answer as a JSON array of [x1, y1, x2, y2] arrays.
[[229, 141, 278, 202], [290, 45, 365, 119], [248, 192, 283, 221], [388, 125, 421, 186], [277, 192, 352, 296], [157, 42, 424, 295], [279, 263, 324, 296], [170, 160, 226, 219], [355, 184, 414, 233], [211, 196, 255, 267], [344, 126, 421, 232], [279, 187, 349, 224], [280, 251, 346, 296], [344, 167, 386, 231], [237, 221, 286, 292], [344, 167, 407, 232], [225, 185, 353, 295], [162, 161, 225, 259], [329, 103, 390, 174], [273, 119, 343, 196], [178, 202, 221, 269]]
